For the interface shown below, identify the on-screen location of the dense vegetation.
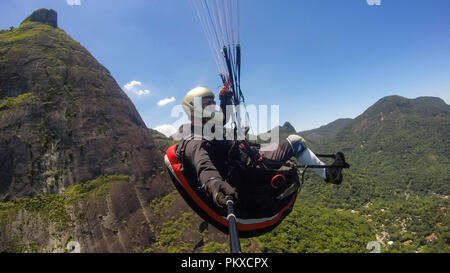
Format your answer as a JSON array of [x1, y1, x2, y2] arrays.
[[257, 200, 376, 253], [255, 96, 449, 253]]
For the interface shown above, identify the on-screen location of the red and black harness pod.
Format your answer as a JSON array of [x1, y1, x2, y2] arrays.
[[164, 145, 298, 238]]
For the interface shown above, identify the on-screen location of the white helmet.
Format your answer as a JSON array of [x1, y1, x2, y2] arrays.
[[182, 87, 215, 116], [182, 87, 222, 123]]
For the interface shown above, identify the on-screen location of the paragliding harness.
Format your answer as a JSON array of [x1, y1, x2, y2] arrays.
[[225, 140, 302, 203], [165, 138, 301, 237]]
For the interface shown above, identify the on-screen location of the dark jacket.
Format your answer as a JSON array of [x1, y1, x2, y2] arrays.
[[179, 138, 233, 188]]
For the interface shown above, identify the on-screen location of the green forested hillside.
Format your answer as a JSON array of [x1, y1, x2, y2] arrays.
[[257, 96, 449, 253], [257, 200, 376, 253]]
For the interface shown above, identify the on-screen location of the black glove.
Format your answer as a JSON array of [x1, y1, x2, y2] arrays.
[[205, 179, 238, 207], [325, 152, 350, 185]]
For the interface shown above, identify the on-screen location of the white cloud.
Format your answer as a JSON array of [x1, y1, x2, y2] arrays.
[[124, 80, 142, 91], [136, 89, 150, 96], [67, 0, 81, 6], [154, 124, 177, 137], [123, 80, 150, 96], [157, 97, 176, 106]]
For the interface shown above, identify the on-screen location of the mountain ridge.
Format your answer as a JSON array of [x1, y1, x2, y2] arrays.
[[298, 118, 354, 142], [0, 9, 166, 197]]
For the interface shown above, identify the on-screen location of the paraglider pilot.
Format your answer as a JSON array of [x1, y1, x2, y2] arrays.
[[175, 86, 349, 208]]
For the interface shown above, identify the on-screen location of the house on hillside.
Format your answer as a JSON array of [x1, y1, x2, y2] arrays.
[[425, 233, 437, 243]]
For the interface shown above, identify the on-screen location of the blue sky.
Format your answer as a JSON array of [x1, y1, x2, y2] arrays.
[[1, 0, 449, 135]]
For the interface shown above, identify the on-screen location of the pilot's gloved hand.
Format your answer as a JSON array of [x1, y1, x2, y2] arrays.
[[206, 179, 238, 207]]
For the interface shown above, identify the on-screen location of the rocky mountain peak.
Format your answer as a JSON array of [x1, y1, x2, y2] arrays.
[[282, 122, 297, 134], [21, 8, 58, 28]]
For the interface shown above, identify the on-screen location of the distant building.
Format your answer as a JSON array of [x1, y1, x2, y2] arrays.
[[403, 240, 413, 246], [425, 233, 437, 242]]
